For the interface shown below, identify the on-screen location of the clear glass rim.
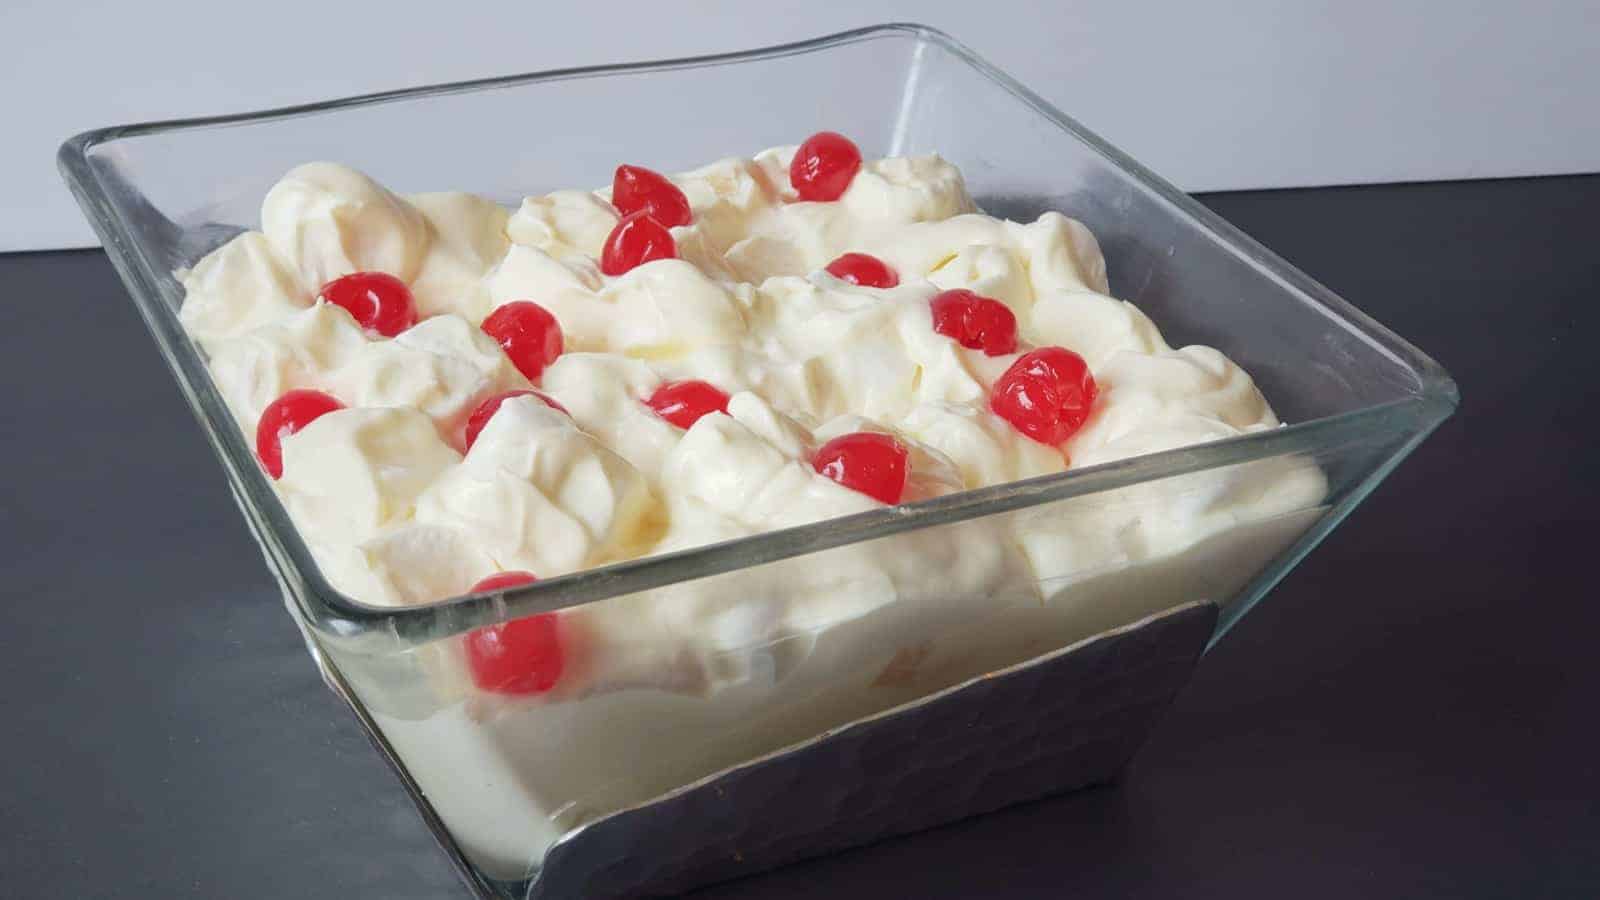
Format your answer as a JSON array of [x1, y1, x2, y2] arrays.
[[58, 22, 1459, 643]]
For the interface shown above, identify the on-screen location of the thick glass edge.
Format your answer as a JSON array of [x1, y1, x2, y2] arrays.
[[57, 21, 1460, 645], [1205, 406, 1453, 648], [58, 24, 941, 149], [916, 29, 1460, 407]]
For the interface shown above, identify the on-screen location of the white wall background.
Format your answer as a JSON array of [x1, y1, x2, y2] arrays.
[[3, 0, 1595, 251]]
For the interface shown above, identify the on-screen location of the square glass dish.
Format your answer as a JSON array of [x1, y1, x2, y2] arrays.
[[60, 23, 1455, 899]]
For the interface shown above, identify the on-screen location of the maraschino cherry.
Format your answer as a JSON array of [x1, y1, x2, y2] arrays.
[[319, 272, 416, 337], [930, 289, 1018, 356], [825, 252, 898, 288], [255, 389, 344, 478], [644, 380, 731, 429], [612, 165, 692, 228], [990, 347, 1098, 445], [463, 571, 564, 695], [790, 131, 862, 202], [600, 211, 676, 276], [480, 301, 563, 381], [812, 432, 909, 505]]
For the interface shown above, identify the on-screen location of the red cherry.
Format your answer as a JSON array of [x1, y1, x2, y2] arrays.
[[825, 252, 899, 289], [472, 571, 540, 592], [930, 289, 1019, 356], [644, 380, 731, 429], [812, 432, 909, 505], [464, 390, 568, 450], [464, 572, 564, 695], [790, 132, 863, 202], [612, 165, 692, 228], [600, 211, 677, 276], [255, 389, 344, 479], [481, 301, 563, 381], [319, 272, 417, 337], [990, 347, 1098, 445]]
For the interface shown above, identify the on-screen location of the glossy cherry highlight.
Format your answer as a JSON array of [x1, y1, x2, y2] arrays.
[[990, 346, 1098, 445], [790, 131, 862, 202], [319, 271, 417, 337], [464, 390, 568, 450], [255, 389, 344, 478], [481, 301, 564, 381], [644, 380, 731, 429], [930, 289, 1019, 356], [464, 572, 564, 695], [600, 211, 676, 276], [612, 165, 692, 228], [825, 252, 899, 288], [812, 432, 909, 505]]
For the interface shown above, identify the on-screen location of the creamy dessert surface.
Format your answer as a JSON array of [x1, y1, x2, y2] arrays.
[[179, 138, 1325, 875]]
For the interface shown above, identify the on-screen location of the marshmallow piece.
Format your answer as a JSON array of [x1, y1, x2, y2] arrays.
[[313, 524, 498, 608], [178, 232, 312, 350], [899, 402, 1065, 490], [206, 302, 369, 429], [416, 396, 656, 574], [1028, 290, 1167, 369], [329, 314, 529, 441], [1067, 345, 1279, 461], [263, 162, 430, 287], [485, 245, 609, 351], [599, 259, 749, 358], [406, 191, 512, 322], [539, 353, 682, 485], [507, 190, 619, 260], [278, 406, 460, 546]]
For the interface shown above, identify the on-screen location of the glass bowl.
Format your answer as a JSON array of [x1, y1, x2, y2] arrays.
[[59, 22, 1455, 898]]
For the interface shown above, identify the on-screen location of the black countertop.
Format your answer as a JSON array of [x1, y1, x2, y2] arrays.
[[4, 175, 1596, 898]]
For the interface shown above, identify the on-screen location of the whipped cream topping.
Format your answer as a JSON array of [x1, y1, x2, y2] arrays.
[[277, 406, 460, 547], [178, 231, 313, 351], [262, 162, 431, 287], [329, 313, 529, 441], [416, 395, 656, 576], [408, 191, 512, 322], [180, 147, 1324, 700]]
